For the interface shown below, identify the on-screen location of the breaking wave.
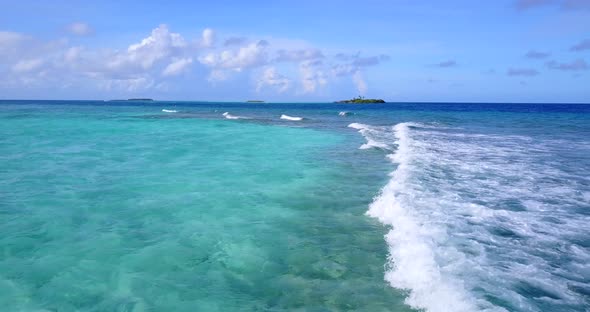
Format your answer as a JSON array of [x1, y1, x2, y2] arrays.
[[352, 122, 590, 312], [280, 114, 303, 121]]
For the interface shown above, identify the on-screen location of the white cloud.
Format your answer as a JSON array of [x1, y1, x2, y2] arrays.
[[257, 67, 291, 93], [201, 28, 215, 48], [162, 58, 193, 76], [1, 25, 200, 93], [0, 25, 388, 98], [67, 22, 94, 36], [199, 42, 268, 71], [199, 40, 269, 80], [12, 58, 44, 73], [352, 71, 368, 95], [67, 24, 193, 84], [123, 24, 187, 69], [299, 60, 327, 93]]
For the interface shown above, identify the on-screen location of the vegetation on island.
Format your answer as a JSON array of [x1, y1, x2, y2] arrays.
[[335, 96, 386, 104]]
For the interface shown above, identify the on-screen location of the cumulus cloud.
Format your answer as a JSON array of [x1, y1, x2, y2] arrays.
[[432, 60, 457, 68], [525, 50, 550, 59], [67, 22, 94, 36], [256, 67, 291, 93], [507, 68, 540, 76], [299, 60, 327, 93], [570, 39, 590, 52], [162, 58, 193, 76], [123, 24, 187, 69], [66, 25, 193, 90], [1, 24, 389, 97], [198, 40, 269, 80], [546, 59, 588, 70], [2, 25, 204, 92]]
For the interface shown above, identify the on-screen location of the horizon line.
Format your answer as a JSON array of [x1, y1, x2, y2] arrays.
[[1, 99, 590, 105]]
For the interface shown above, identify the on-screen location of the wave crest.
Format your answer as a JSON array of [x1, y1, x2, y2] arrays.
[[280, 114, 303, 121], [365, 122, 478, 312], [222, 112, 248, 120]]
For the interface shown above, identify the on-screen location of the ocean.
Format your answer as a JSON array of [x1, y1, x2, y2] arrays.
[[1, 100, 589, 312]]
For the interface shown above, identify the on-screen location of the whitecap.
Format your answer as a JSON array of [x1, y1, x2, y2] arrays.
[[280, 114, 303, 121], [365, 122, 479, 312], [339, 111, 351, 116], [352, 121, 590, 311], [162, 109, 177, 113], [222, 112, 248, 120], [348, 123, 394, 150], [347, 122, 370, 130]]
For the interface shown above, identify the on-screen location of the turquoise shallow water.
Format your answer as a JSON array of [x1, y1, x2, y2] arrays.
[[0, 104, 410, 311], [1, 101, 589, 311]]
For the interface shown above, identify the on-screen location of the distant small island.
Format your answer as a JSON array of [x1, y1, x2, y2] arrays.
[[335, 96, 385, 104], [246, 100, 265, 103], [109, 98, 154, 102]]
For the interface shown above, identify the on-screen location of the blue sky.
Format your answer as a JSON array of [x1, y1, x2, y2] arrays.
[[1, 0, 589, 102]]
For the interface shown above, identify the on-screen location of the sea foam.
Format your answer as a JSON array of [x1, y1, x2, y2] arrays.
[[222, 112, 248, 120], [162, 109, 177, 113], [359, 122, 479, 312], [352, 121, 590, 312], [348, 123, 392, 150], [280, 114, 303, 121]]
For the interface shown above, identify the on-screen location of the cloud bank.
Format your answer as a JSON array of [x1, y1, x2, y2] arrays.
[[0, 23, 392, 97]]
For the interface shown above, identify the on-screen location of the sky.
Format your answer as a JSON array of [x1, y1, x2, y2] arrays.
[[0, 0, 589, 103]]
